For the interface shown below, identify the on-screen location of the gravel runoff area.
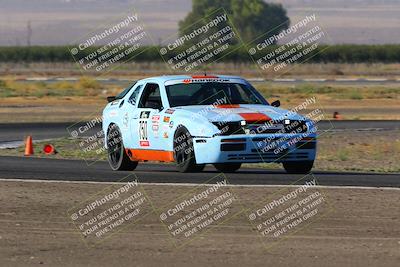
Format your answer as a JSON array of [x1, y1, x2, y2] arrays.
[[0, 178, 399, 267]]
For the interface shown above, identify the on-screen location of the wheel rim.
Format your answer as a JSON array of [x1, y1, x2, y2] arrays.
[[107, 128, 122, 167], [174, 131, 190, 166]]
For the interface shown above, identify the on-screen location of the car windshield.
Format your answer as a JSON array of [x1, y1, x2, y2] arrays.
[[166, 82, 267, 107], [115, 82, 136, 99]]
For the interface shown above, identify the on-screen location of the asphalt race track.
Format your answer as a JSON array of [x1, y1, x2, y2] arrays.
[[1, 120, 399, 142], [0, 120, 399, 188], [0, 156, 398, 188]]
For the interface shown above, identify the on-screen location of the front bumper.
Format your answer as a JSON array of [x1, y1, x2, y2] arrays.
[[193, 133, 317, 164]]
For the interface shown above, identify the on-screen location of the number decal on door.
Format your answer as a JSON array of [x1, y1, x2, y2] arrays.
[[139, 120, 149, 147]]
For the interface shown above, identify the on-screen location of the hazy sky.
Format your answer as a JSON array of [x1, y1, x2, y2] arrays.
[[0, 0, 399, 46]]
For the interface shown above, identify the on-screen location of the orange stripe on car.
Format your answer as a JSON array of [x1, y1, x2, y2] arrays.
[[126, 149, 174, 162], [239, 113, 271, 123], [215, 104, 241, 108]]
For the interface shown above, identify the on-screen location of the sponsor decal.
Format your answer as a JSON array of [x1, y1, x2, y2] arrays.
[[182, 78, 229, 84], [140, 111, 150, 119], [165, 109, 175, 114], [152, 116, 160, 138], [163, 116, 170, 123], [163, 132, 169, 138], [152, 115, 160, 121], [152, 123, 159, 138], [169, 121, 174, 128], [139, 140, 150, 147], [109, 111, 118, 117], [162, 124, 169, 131]]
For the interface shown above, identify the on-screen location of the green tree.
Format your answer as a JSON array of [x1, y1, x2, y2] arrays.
[[179, 0, 290, 44]]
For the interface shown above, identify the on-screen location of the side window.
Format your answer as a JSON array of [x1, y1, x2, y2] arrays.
[[128, 84, 143, 106], [138, 83, 163, 109]]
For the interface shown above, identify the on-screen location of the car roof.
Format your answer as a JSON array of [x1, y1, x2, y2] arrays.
[[138, 75, 247, 83]]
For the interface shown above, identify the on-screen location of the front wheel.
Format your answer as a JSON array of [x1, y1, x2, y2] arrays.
[[173, 126, 205, 173], [107, 124, 138, 171], [283, 161, 314, 174], [213, 163, 242, 173]]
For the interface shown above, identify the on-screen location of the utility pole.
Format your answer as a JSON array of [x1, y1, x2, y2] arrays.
[[27, 20, 32, 46]]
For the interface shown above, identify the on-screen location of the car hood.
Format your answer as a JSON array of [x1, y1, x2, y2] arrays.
[[174, 104, 305, 122]]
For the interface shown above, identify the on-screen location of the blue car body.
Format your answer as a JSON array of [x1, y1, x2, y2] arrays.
[[102, 75, 317, 172]]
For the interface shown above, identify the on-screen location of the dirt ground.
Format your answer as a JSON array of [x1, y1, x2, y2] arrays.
[[0, 179, 399, 267]]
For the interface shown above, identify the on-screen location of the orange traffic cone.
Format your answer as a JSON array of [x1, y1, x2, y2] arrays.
[[24, 136, 34, 156], [333, 111, 342, 120]]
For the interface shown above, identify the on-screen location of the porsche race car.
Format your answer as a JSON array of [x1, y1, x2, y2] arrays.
[[102, 75, 317, 173]]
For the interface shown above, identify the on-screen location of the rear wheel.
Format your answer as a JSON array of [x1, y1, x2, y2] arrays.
[[283, 161, 314, 174], [107, 124, 138, 171], [173, 126, 205, 173], [213, 163, 242, 173]]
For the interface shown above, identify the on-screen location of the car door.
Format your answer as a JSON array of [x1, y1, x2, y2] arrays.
[[118, 82, 144, 149], [130, 82, 165, 151]]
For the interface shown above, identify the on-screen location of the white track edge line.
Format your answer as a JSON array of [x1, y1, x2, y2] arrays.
[[0, 178, 399, 191]]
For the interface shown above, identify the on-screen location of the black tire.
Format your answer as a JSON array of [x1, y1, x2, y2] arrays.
[[173, 126, 205, 173], [283, 161, 314, 174], [213, 163, 242, 173], [107, 124, 138, 171]]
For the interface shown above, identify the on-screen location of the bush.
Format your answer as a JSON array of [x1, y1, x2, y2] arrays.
[[0, 45, 400, 63]]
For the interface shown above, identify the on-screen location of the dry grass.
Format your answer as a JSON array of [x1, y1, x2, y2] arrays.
[[1, 62, 400, 78], [1, 131, 399, 173], [0, 83, 399, 122], [315, 130, 400, 172], [248, 130, 400, 173], [256, 83, 400, 100]]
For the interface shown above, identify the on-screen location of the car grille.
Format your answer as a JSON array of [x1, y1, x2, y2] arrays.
[[213, 120, 308, 135], [246, 120, 308, 134], [213, 121, 245, 135]]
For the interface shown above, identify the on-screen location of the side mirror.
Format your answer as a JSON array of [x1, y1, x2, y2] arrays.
[[107, 96, 116, 103], [271, 100, 280, 107]]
